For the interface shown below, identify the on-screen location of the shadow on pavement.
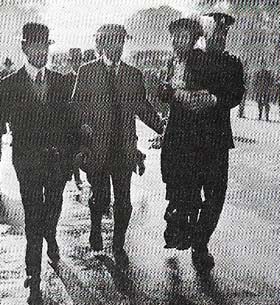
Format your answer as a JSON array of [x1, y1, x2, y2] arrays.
[[49, 259, 104, 305], [165, 257, 197, 305], [96, 254, 138, 305], [195, 272, 229, 305]]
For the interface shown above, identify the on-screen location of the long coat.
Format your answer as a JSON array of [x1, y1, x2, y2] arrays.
[[0, 67, 75, 179], [159, 49, 245, 185], [71, 59, 163, 173], [253, 69, 274, 105]]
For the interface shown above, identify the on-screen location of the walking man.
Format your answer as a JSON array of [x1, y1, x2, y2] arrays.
[[195, 12, 245, 272], [159, 15, 244, 274], [253, 62, 274, 121], [72, 24, 164, 269], [0, 23, 76, 304]]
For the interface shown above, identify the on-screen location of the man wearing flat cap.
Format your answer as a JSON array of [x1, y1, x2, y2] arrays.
[[158, 16, 244, 274], [0, 22, 77, 304], [72, 23, 164, 269]]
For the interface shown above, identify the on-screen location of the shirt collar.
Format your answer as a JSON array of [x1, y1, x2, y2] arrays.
[[101, 54, 121, 73], [24, 61, 46, 82]]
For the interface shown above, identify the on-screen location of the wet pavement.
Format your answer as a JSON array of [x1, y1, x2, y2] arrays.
[[1, 103, 280, 304]]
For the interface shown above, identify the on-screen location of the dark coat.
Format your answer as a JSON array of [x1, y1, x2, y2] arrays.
[[0, 67, 75, 179], [159, 49, 245, 184], [71, 59, 163, 173], [253, 69, 274, 104]]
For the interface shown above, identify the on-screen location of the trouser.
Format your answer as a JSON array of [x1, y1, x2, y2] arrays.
[[164, 150, 229, 249], [14, 152, 68, 277], [238, 97, 246, 118], [86, 169, 132, 251], [258, 102, 270, 121]]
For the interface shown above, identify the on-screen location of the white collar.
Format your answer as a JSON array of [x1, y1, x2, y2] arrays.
[[24, 61, 46, 82]]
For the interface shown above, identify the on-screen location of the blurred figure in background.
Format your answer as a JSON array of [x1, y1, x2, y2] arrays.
[[0, 57, 15, 79], [67, 48, 83, 192], [253, 60, 274, 121], [238, 59, 249, 119]]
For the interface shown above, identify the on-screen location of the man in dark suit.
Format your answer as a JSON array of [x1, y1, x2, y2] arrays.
[[194, 13, 244, 272], [0, 23, 76, 304], [72, 24, 164, 269], [158, 16, 244, 274], [253, 62, 274, 121]]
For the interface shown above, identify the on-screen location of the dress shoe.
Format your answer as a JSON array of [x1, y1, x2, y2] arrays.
[[191, 247, 215, 274], [113, 249, 129, 270], [24, 276, 43, 305]]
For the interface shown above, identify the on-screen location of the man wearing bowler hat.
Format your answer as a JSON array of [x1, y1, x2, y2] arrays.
[[0, 23, 76, 304], [72, 24, 164, 269]]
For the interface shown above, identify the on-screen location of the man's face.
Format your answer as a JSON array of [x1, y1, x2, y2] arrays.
[[69, 55, 82, 72], [206, 26, 228, 52], [101, 34, 125, 63], [172, 29, 196, 54], [22, 42, 49, 69]]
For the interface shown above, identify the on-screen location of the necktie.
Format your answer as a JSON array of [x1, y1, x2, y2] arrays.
[[35, 70, 43, 85]]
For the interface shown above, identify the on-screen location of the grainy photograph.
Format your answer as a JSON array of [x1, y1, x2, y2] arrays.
[[0, 0, 279, 304]]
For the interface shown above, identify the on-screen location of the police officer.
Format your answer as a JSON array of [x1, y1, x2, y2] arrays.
[[72, 24, 164, 269], [193, 12, 245, 272], [159, 16, 244, 274], [0, 23, 76, 304]]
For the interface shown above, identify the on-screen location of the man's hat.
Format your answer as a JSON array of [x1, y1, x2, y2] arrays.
[[168, 18, 204, 37], [22, 22, 54, 44], [203, 13, 235, 28], [95, 24, 132, 39]]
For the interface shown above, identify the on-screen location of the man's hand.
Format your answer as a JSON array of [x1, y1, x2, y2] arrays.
[[175, 89, 217, 112], [74, 147, 91, 168], [81, 124, 93, 136]]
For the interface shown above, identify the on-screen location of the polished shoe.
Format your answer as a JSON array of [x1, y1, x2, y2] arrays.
[[89, 233, 103, 252], [191, 248, 215, 274], [24, 276, 43, 305], [113, 249, 129, 270], [163, 228, 178, 249], [27, 290, 43, 305]]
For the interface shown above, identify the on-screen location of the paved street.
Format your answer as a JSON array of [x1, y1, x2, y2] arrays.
[[1, 102, 280, 304]]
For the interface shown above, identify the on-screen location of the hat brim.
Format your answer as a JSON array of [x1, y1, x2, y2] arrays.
[[21, 38, 55, 45], [93, 33, 132, 40]]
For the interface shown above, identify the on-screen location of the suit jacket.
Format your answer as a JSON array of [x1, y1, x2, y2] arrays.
[[71, 59, 163, 173], [0, 67, 75, 176], [159, 49, 245, 184]]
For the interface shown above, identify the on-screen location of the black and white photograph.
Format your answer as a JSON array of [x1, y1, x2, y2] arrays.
[[0, 0, 279, 304]]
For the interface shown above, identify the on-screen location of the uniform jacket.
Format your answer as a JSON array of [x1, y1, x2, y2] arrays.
[[159, 49, 245, 184], [71, 58, 163, 173], [0, 67, 75, 178]]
